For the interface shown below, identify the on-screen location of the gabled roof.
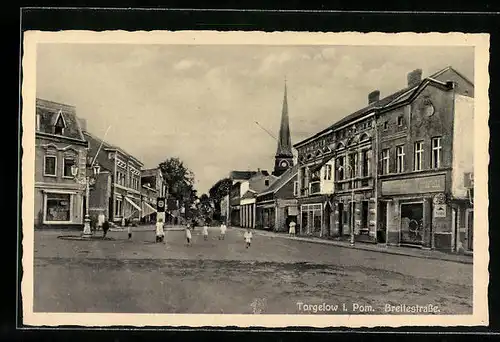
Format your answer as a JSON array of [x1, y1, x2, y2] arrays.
[[258, 164, 299, 197], [36, 98, 86, 142], [293, 66, 470, 148]]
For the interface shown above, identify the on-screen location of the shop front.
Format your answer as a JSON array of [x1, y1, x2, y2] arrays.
[[35, 186, 85, 229], [332, 192, 376, 242], [255, 202, 276, 230], [381, 173, 453, 251], [299, 195, 330, 237]]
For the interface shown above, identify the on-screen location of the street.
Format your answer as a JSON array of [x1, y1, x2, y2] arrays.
[[33, 226, 473, 314]]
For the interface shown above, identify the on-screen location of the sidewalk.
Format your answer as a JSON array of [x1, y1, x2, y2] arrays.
[[231, 226, 473, 265]]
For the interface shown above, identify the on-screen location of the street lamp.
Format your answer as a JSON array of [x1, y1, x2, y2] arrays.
[[71, 161, 101, 238], [338, 164, 355, 246]]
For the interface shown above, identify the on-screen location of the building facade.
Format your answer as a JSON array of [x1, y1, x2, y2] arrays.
[[293, 66, 474, 253], [35, 98, 88, 229], [140, 167, 167, 223], [239, 170, 277, 228], [255, 164, 299, 232], [83, 130, 144, 225]]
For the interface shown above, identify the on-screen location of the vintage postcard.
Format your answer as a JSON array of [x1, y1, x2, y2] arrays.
[[21, 30, 490, 328]]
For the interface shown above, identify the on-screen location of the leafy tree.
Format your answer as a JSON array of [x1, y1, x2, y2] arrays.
[[159, 157, 196, 213], [208, 177, 232, 220]]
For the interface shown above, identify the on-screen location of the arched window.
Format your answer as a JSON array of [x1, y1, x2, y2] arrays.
[[359, 133, 370, 142]]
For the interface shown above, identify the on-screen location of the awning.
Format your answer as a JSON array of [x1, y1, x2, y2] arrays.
[[125, 196, 141, 211], [141, 201, 157, 218], [288, 206, 299, 216]]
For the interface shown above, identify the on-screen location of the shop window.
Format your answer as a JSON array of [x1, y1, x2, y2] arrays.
[[45, 193, 71, 222], [44, 155, 57, 176]]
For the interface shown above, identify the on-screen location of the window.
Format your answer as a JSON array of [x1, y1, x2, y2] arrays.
[[383, 121, 388, 130], [115, 198, 123, 216], [414, 141, 424, 171], [396, 145, 405, 173], [398, 115, 404, 126], [265, 179, 270, 186], [362, 150, 371, 177], [348, 153, 357, 178], [54, 115, 65, 135], [63, 157, 75, 178], [36, 113, 40, 131], [337, 156, 345, 180], [381, 149, 390, 175], [45, 193, 71, 222], [44, 155, 57, 176], [324, 164, 332, 180], [431, 137, 442, 168], [293, 181, 299, 196]]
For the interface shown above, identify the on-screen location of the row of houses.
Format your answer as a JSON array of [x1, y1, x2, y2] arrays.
[[34, 98, 174, 229], [223, 66, 474, 254]]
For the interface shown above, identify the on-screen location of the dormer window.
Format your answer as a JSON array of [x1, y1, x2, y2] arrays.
[[265, 179, 270, 186], [53, 110, 66, 135]]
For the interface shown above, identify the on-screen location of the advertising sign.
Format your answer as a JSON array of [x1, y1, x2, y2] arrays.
[[156, 197, 166, 212]]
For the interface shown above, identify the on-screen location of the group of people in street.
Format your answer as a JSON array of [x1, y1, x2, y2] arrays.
[[184, 221, 252, 248]]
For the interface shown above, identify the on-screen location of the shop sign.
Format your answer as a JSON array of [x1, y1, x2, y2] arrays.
[[381, 175, 445, 196], [434, 204, 447, 218]]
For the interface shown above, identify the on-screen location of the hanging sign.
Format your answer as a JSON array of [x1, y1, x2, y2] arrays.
[[156, 197, 166, 212], [434, 204, 447, 218]]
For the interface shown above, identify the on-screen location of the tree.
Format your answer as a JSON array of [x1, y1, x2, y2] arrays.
[[208, 177, 232, 221], [159, 157, 196, 213], [198, 193, 213, 223]]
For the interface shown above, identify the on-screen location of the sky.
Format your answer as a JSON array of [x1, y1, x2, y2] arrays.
[[36, 44, 473, 194]]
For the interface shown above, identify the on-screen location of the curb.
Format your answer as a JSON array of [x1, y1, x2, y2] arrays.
[[231, 227, 473, 265]]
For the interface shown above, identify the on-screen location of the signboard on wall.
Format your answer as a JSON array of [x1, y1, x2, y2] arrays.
[[381, 175, 446, 196], [434, 204, 447, 218]]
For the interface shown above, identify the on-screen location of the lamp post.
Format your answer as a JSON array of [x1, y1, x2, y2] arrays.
[[339, 164, 355, 246], [71, 162, 101, 238]]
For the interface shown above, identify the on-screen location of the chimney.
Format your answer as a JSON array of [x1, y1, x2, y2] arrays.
[[368, 90, 380, 105], [407, 69, 423, 87], [78, 118, 87, 132]]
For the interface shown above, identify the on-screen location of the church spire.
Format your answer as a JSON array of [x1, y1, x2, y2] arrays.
[[276, 78, 293, 158], [273, 78, 294, 177]]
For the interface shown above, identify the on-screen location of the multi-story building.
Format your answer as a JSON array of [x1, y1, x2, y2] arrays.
[[293, 66, 474, 252], [83, 129, 144, 225], [35, 99, 89, 229], [228, 170, 259, 226], [239, 170, 278, 228]]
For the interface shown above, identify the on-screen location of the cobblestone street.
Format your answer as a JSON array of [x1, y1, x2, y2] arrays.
[[33, 226, 473, 314]]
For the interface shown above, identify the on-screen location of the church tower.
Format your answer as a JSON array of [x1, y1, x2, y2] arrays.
[[273, 79, 294, 177]]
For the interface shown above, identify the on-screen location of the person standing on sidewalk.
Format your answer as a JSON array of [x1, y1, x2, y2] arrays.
[[289, 220, 296, 236], [185, 225, 192, 247], [202, 224, 209, 241], [244, 228, 253, 249], [97, 213, 105, 231], [219, 222, 227, 240]]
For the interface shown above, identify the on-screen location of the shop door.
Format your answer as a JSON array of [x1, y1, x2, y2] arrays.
[[337, 203, 344, 236], [378, 202, 387, 243], [301, 210, 308, 235], [400, 203, 424, 246], [467, 210, 474, 251]]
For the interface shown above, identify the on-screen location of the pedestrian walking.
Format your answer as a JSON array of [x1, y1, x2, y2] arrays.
[[289, 220, 296, 236], [185, 225, 192, 247], [128, 225, 132, 240], [97, 213, 105, 231], [244, 228, 253, 249], [156, 217, 165, 243], [102, 220, 110, 239], [219, 222, 227, 240], [202, 224, 209, 241]]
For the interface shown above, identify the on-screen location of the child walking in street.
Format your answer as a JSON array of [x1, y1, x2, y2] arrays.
[[185, 225, 192, 247], [219, 222, 227, 240], [102, 220, 110, 239], [128, 225, 132, 240], [244, 228, 253, 249], [202, 224, 209, 241]]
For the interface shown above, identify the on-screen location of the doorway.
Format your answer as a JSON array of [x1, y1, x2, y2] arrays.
[[378, 201, 387, 243], [400, 203, 424, 246], [337, 203, 344, 236], [466, 209, 474, 251]]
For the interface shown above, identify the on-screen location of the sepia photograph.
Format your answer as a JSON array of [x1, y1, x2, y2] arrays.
[[21, 31, 489, 328]]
